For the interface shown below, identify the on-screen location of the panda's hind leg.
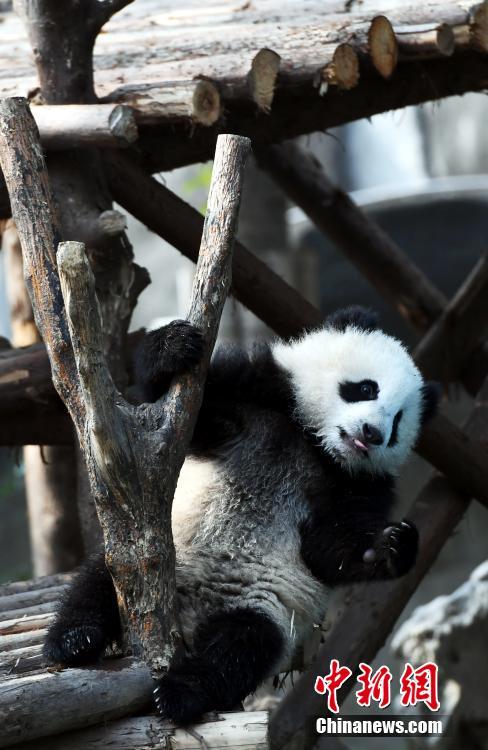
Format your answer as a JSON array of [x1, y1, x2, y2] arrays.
[[43, 553, 121, 666], [153, 608, 284, 724]]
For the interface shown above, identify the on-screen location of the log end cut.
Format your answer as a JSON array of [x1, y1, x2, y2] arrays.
[[192, 79, 222, 126], [369, 15, 399, 79], [317, 43, 360, 93], [249, 48, 282, 113]]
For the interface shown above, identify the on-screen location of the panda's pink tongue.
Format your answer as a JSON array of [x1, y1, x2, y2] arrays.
[[353, 438, 369, 455]]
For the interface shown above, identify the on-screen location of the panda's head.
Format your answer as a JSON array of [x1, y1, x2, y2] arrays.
[[272, 306, 440, 476]]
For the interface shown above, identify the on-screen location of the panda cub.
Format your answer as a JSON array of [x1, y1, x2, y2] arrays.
[[44, 306, 439, 724]]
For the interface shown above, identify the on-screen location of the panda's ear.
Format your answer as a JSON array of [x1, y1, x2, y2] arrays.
[[420, 381, 442, 425], [326, 305, 379, 333]]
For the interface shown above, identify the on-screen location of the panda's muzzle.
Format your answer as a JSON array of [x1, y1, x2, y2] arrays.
[[362, 422, 383, 446], [339, 428, 370, 457]]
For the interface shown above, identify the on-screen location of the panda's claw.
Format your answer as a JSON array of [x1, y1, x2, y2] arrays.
[[43, 624, 106, 667], [368, 519, 419, 579]]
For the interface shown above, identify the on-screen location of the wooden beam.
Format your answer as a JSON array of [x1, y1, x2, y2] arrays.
[[0, 657, 153, 747], [254, 139, 447, 331], [31, 104, 138, 149], [137, 51, 488, 173], [255, 140, 488, 394], [105, 152, 322, 338], [414, 253, 488, 381]]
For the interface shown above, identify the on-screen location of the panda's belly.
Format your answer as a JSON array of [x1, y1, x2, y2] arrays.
[[171, 454, 328, 661]]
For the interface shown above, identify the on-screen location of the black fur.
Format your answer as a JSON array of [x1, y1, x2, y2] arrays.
[[326, 305, 379, 333], [153, 608, 284, 723], [339, 379, 379, 403], [299, 469, 418, 584], [191, 342, 293, 453], [133, 320, 204, 403], [387, 409, 403, 447], [420, 381, 442, 425], [43, 553, 120, 666]]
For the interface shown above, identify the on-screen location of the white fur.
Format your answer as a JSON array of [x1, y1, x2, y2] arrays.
[[272, 324, 423, 475]]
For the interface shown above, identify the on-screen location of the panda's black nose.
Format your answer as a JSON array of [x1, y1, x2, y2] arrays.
[[362, 423, 383, 446]]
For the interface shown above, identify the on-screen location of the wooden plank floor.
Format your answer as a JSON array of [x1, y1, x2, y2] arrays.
[[0, 574, 268, 749]]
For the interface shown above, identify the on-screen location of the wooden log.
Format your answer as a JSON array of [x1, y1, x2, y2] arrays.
[[254, 140, 446, 331], [0, 613, 53, 636], [269, 376, 488, 750], [368, 15, 398, 78], [0, 630, 48, 653], [255, 139, 488, 393], [31, 104, 138, 149], [0, 342, 73, 445], [110, 79, 222, 126], [395, 22, 455, 58], [105, 152, 322, 338], [0, 574, 71, 598], [414, 254, 488, 381], [6, 709, 268, 749], [0, 658, 153, 747], [0, 586, 66, 614], [0, 643, 43, 671], [1, 601, 58, 623]]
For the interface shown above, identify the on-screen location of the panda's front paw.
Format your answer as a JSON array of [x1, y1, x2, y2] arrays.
[[149, 321, 204, 374], [363, 519, 418, 579], [43, 624, 106, 666]]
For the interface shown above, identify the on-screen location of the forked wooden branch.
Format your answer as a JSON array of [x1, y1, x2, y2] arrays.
[[0, 96, 251, 673]]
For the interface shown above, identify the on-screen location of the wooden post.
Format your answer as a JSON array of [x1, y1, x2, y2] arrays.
[[2, 220, 82, 576]]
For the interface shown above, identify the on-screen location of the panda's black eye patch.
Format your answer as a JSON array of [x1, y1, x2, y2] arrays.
[[388, 410, 403, 447], [339, 379, 379, 403]]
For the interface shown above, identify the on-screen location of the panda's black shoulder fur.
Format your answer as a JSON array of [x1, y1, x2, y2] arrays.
[[133, 321, 295, 452]]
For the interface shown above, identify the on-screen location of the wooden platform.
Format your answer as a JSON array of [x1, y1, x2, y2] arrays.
[[0, 0, 487, 170], [0, 574, 268, 749]]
